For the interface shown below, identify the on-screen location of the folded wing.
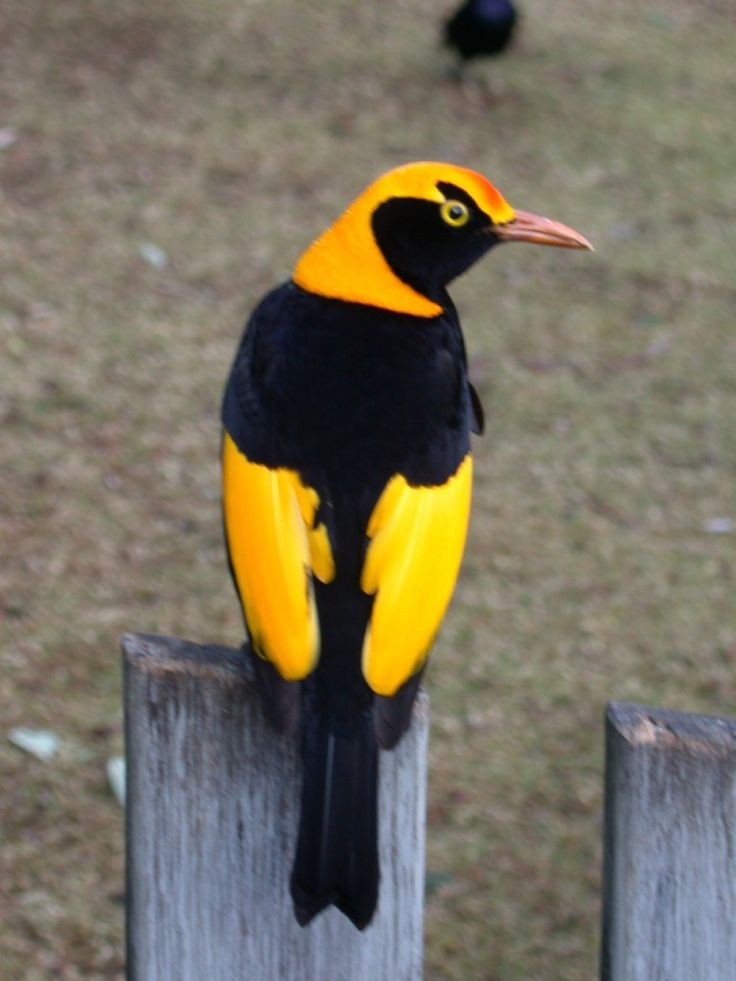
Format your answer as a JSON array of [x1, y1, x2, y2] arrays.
[[222, 431, 334, 681], [361, 455, 473, 696]]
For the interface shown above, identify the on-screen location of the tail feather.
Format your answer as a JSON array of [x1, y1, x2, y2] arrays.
[[291, 710, 379, 930]]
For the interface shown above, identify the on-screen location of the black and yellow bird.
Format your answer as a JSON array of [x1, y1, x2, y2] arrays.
[[221, 162, 591, 930]]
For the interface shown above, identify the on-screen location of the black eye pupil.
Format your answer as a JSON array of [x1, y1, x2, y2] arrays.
[[450, 205, 464, 219]]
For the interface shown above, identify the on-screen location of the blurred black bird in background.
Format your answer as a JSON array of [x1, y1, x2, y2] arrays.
[[443, 0, 518, 65]]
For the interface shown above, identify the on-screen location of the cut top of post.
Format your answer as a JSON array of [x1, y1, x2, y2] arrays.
[[123, 632, 428, 981], [607, 700, 736, 757]]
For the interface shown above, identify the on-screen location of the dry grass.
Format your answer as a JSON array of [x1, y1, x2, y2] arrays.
[[2, 0, 735, 976]]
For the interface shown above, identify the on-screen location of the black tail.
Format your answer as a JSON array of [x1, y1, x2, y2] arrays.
[[291, 708, 379, 930]]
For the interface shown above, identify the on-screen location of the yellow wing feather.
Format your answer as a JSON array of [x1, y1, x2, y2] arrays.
[[360, 455, 473, 696], [222, 431, 334, 681]]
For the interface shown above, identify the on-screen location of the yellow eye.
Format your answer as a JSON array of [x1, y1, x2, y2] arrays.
[[440, 200, 470, 228]]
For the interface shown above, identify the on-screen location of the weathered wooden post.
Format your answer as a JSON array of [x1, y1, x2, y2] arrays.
[[123, 633, 428, 981], [601, 701, 736, 981]]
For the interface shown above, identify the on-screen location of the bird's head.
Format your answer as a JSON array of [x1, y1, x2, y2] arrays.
[[293, 161, 592, 318]]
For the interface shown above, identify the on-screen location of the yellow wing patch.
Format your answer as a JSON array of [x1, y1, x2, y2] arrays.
[[360, 455, 473, 696], [222, 431, 335, 681]]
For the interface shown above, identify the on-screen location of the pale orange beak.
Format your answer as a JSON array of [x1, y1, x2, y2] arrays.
[[494, 210, 593, 251]]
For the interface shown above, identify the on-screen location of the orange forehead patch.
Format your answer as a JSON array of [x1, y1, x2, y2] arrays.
[[438, 165, 516, 226], [358, 161, 516, 226]]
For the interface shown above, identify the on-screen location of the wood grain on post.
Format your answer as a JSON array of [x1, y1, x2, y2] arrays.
[[122, 633, 428, 981], [601, 701, 736, 981]]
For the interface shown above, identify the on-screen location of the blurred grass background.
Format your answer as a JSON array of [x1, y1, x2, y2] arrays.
[[1, 0, 735, 976]]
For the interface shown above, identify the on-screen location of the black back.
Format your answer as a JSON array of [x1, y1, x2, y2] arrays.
[[223, 281, 479, 715]]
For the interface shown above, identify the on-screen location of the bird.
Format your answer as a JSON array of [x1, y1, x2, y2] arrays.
[[221, 161, 591, 930], [443, 0, 518, 65]]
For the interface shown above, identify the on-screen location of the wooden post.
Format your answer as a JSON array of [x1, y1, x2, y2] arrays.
[[122, 633, 428, 981], [601, 701, 736, 981]]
